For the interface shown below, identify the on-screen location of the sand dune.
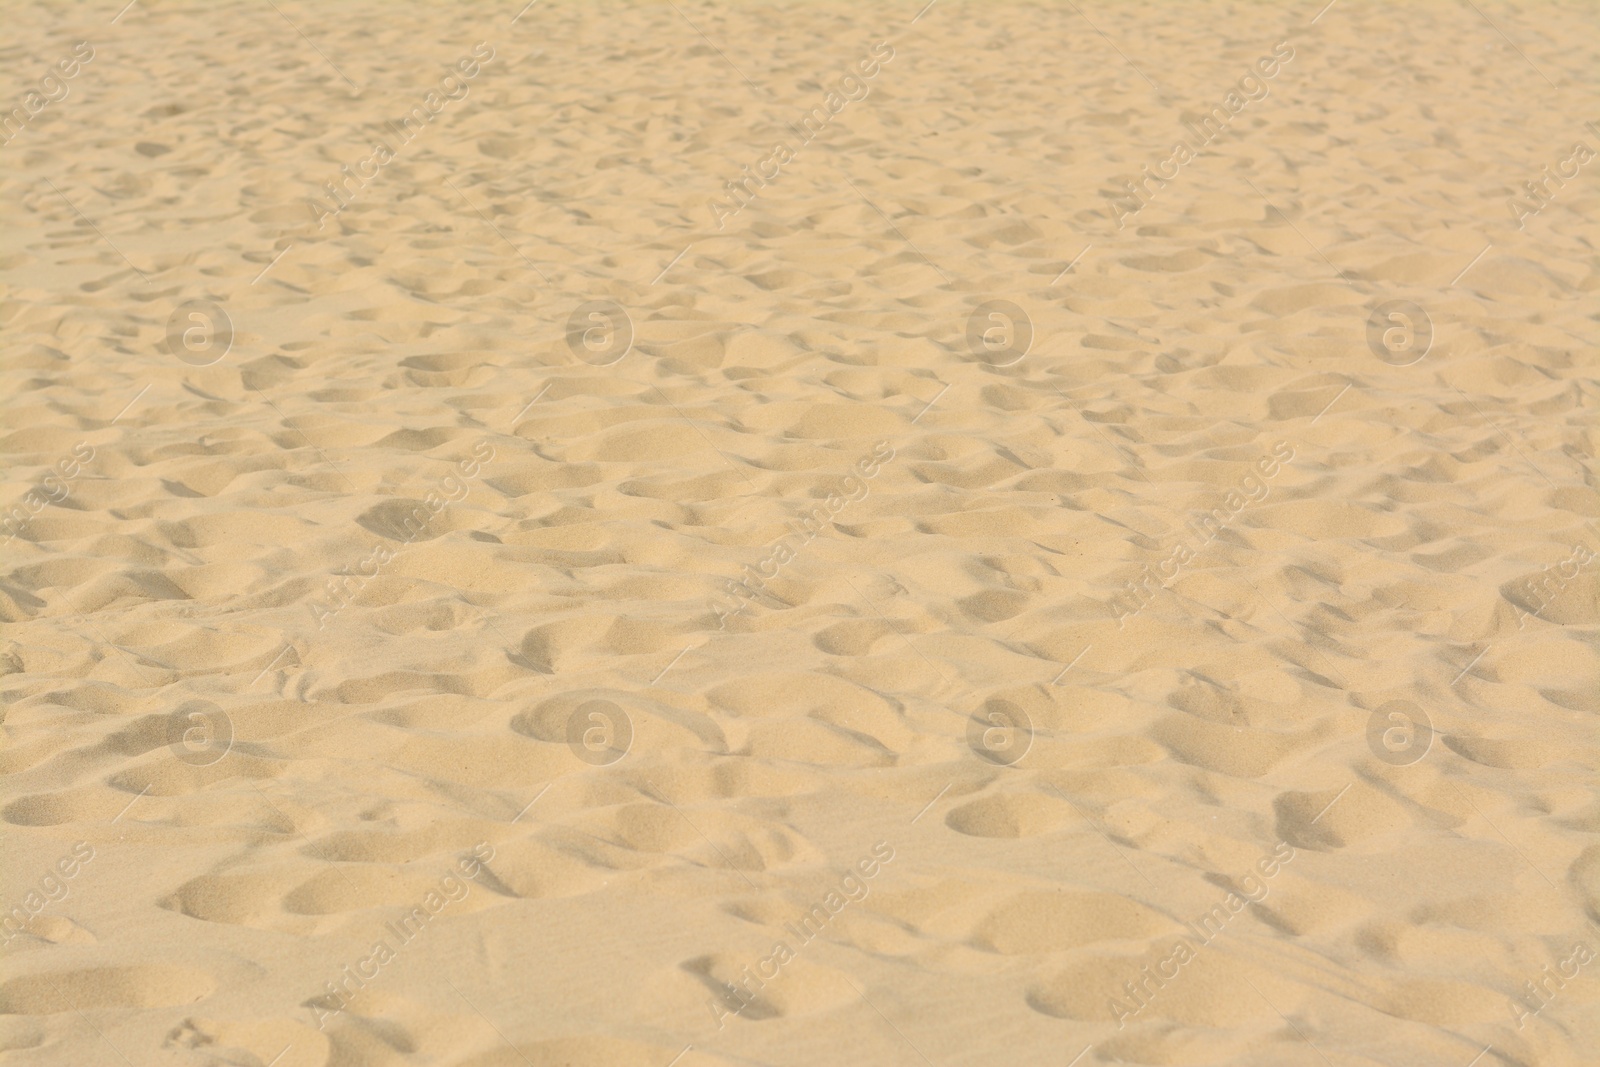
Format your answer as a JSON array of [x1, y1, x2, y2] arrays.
[[3, 1, 1598, 1065]]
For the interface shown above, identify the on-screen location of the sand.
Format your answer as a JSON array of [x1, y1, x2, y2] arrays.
[[2, 1, 1598, 1065]]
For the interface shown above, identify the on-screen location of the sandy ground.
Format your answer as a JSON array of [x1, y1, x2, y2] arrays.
[[2, 1, 1599, 1065]]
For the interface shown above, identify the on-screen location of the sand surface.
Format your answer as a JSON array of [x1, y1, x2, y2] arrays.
[[3, 1, 1599, 1065]]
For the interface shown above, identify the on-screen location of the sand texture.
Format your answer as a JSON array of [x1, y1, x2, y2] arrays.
[[3, 1, 1599, 1065]]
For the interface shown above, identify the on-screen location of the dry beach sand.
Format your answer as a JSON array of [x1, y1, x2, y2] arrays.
[[2, 1, 1599, 1065]]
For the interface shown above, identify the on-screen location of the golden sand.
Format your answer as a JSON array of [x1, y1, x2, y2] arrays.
[[2, 1, 1597, 1065]]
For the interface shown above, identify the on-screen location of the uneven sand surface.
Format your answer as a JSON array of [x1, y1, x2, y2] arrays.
[[2, 1, 1598, 1065]]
